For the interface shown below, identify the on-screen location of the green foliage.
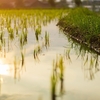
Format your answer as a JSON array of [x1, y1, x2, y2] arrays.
[[60, 7, 100, 48]]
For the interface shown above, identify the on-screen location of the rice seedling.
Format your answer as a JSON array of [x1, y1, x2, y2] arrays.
[[33, 48, 37, 60], [51, 59, 58, 100], [64, 49, 71, 63], [15, 27, 18, 36], [33, 44, 41, 62], [19, 33, 23, 49], [0, 31, 4, 44], [35, 27, 41, 41], [21, 51, 24, 68], [45, 31, 50, 49], [8, 28, 14, 41], [20, 50, 26, 70], [51, 54, 65, 100], [51, 72, 57, 100], [3, 39, 6, 58], [22, 30, 27, 45], [58, 55, 65, 94]]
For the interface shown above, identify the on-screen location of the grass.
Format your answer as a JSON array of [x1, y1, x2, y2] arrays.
[[58, 7, 100, 53]]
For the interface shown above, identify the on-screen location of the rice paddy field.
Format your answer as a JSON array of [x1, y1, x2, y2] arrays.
[[0, 9, 100, 100]]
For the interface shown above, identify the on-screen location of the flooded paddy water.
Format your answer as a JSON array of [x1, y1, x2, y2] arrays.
[[0, 9, 100, 100]]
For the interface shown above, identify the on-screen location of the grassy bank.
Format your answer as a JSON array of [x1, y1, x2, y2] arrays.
[[57, 7, 100, 54]]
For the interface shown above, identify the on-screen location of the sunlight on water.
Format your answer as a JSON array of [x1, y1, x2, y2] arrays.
[[0, 60, 9, 75]]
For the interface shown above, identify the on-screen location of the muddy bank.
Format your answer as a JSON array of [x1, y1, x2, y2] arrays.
[[57, 21, 100, 55]]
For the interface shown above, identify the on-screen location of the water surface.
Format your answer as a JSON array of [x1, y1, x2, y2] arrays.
[[0, 10, 100, 100]]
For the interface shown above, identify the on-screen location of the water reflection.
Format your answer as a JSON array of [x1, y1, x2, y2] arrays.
[[0, 59, 10, 95], [68, 38, 100, 80], [0, 75, 3, 95], [0, 60, 9, 75]]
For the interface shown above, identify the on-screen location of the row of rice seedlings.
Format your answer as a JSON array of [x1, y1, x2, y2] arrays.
[[0, 9, 67, 82], [0, 9, 65, 31], [33, 30, 50, 62], [0, 10, 63, 43], [51, 54, 65, 100], [58, 55, 65, 94]]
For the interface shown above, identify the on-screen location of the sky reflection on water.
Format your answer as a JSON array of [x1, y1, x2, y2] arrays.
[[0, 59, 10, 76]]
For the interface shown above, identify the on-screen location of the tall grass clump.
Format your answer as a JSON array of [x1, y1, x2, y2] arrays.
[[0, 75, 2, 95], [58, 7, 100, 50]]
